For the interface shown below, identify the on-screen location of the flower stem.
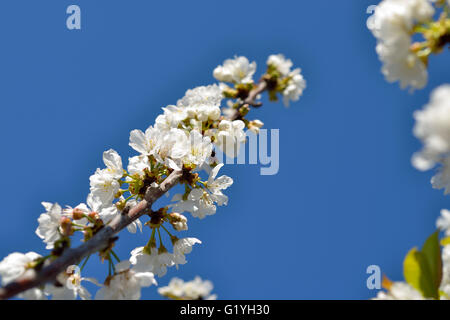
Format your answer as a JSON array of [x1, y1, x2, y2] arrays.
[[79, 254, 91, 271], [161, 224, 174, 237], [110, 250, 120, 262]]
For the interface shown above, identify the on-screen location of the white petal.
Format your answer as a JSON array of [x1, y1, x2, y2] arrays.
[[103, 149, 123, 173], [129, 129, 148, 154], [115, 260, 131, 273]]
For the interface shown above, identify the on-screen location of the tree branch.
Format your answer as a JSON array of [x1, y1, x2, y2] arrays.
[[245, 80, 267, 107], [0, 77, 270, 300], [231, 80, 268, 120], [0, 170, 183, 300]]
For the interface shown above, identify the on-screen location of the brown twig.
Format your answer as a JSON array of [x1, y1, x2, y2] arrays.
[[230, 80, 268, 120], [0, 170, 183, 300], [245, 80, 268, 106]]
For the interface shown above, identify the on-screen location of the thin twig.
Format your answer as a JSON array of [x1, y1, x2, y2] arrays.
[[230, 80, 268, 120]]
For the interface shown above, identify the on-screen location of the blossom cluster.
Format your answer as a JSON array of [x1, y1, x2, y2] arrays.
[[412, 84, 450, 193], [368, 0, 450, 90], [158, 276, 217, 300], [218, 55, 306, 108], [266, 54, 306, 107], [0, 54, 306, 300]]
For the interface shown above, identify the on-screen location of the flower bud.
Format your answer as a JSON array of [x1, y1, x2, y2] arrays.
[[60, 217, 73, 236], [114, 190, 125, 199], [410, 42, 422, 52], [115, 200, 126, 211], [89, 211, 99, 220], [239, 105, 250, 117], [168, 212, 188, 231], [248, 119, 264, 134], [72, 208, 85, 220]]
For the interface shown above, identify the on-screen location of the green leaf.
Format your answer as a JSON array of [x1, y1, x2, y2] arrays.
[[421, 231, 443, 293], [404, 248, 423, 292], [403, 248, 436, 298], [403, 232, 443, 299]]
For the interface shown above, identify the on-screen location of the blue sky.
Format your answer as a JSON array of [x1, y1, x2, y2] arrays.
[[0, 0, 449, 300]]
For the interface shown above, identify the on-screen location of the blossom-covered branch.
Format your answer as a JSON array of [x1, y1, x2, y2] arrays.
[[0, 54, 306, 300], [368, 0, 450, 90], [0, 170, 182, 300]]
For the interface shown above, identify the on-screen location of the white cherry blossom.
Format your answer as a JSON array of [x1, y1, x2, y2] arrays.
[[206, 163, 234, 195], [0, 252, 47, 300], [89, 149, 124, 205], [0, 251, 41, 286], [95, 261, 156, 300], [46, 266, 100, 300], [36, 202, 63, 249], [177, 84, 223, 110], [176, 85, 223, 122], [130, 246, 176, 278], [154, 128, 190, 164], [170, 164, 233, 219], [172, 237, 202, 266], [86, 193, 119, 224], [437, 209, 450, 236], [158, 276, 216, 300], [213, 56, 257, 84], [184, 130, 213, 167], [282, 69, 306, 107], [215, 120, 246, 158], [373, 282, 424, 300], [432, 158, 450, 195], [127, 155, 151, 177], [186, 189, 217, 219], [368, 0, 435, 90], [413, 84, 450, 170], [161, 105, 188, 126], [129, 126, 161, 156], [412, 84, 450, 193], [267, 54, 294, 77]]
